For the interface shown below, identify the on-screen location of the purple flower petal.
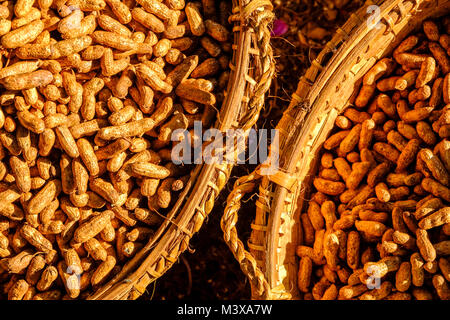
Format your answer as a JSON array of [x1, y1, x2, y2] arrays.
[[271, 19, 289, 37]]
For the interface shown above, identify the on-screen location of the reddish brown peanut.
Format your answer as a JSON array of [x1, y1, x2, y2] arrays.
[[299, 17, 449, 300]]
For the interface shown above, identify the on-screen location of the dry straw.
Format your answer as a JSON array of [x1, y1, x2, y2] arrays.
[[222, 0, 450, 299]]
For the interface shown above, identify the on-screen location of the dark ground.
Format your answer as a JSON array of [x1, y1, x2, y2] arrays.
[[147, 0, 364, 300], [151, 167, 255, 300]]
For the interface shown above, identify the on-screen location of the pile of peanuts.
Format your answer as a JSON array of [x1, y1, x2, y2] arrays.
[[0, 0, 232, 300], [297, 17, 450, 300]]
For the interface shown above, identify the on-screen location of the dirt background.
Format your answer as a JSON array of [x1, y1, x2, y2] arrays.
[[147, 0, 364, 300]]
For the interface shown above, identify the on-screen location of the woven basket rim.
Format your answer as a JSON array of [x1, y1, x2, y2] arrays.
[[87, 0, 275, 300], [222, 0, 450, 300]]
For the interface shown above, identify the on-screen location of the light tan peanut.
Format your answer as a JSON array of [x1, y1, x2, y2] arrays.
[[155, 178, 174, 209], [89, 178, 120, 205], [0, 61, 41, 80], [87, 191, 107, 209], [76, 138, 99, 176], [358, 119, 375, 150], [14, 0, 35, 18], [1, 70, 53, 91], [185, 2, 205, 36], [59, 197, 80, 221], [100, 220, 116, 242], [28, 179, 61, 216], [338, 124, 360, 154], [2, 20, 44, 49], [121, 241, 142, 258], [419, 148, 449, 186], [73, 210, 113, 243], [432, 274, 450, 300], [84, 238, 107, 261], [81, 77, 104, 120], [165, 55, 198, 87], [332, 158, 351, 183], [95, 138, 130, 160], [364, 256, 401, 280], [8, 279, 29, 300], [130, 162, 170, 179], [106, 151, 126, 173], [91, 255, 116, 287], [135, 0, 173, 21], [9, 156, 31, 193], [338, 284, 368, 300], [100, 48, 129, 77], [415, 197, 443, 220], [131, 7, 164, 34], [82, 45, 106, 61], [33, 289, 61, 300], [376, 94, 396, 118], [56, 260, 80, 299], [409, 252, 425, 287], [104, 0, 131, 24], [377, 76, 401, 92], [61, 14, 97, 40], [416, 229, 436, 262], [97, 117, 155, 140], [134, 207, 162, 226], [25, 255, 46, 286], [114, 67, 134, 100], [20, 224, 53, 252], [55, 126, 79, 158], [395, 70, 419, 91], [359, 281, 392, 300], [418, 207, 450, 230], [126, 227, 152, 242], [90, 31, 134, 51], [108, 103, 136, 126], [375, 182, 391, 203], [69, 119, 108, 140], [96, 15, 129, 37], [135, 63, 172, 94], [59, 154, 75, 195], [306, 201, 324, 231]]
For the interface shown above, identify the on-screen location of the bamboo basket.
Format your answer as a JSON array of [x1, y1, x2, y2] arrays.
[[221, 0, 450, 299], [88, 0, 275, 300]]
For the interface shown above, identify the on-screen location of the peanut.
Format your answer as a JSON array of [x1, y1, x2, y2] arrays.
[[0, 0, 231, 300], [298, 17, 450, 300]]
